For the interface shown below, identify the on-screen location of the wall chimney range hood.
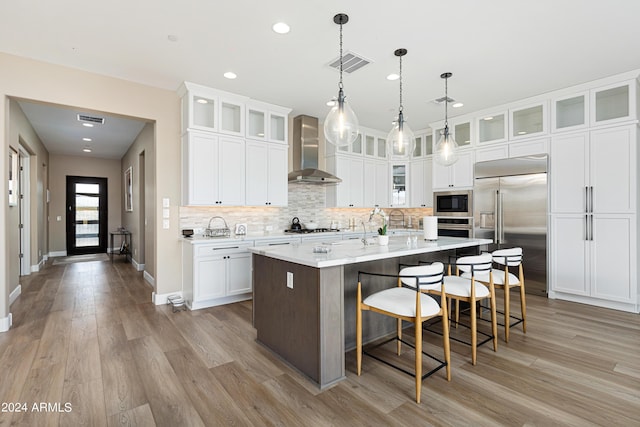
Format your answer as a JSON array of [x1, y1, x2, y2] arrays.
[[288, 115, 342, 184]]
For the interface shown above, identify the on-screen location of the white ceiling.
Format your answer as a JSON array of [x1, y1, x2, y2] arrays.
[[2, 0, 640, 156]]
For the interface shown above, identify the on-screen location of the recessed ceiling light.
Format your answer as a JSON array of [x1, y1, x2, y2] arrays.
[[518, 131, 527, 135], [326, 100, 336, 107], [484, 116, 494, 121], [196, 98, 208, 104], [386, 73, 399, 81], [82, 137, 92, 142], [167, 34, 178, 42], [223, 72, 237, 79], [452, 102, 464, 108], [272, 22, 290, 34], [82, 147, 92, 153], [82, 123, 94, 127]]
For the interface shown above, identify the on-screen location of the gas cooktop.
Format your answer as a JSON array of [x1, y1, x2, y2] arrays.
[[284, 228, 340, 234]]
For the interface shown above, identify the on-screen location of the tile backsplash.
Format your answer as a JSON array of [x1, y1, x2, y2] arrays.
[[180, 184, 432, 235]]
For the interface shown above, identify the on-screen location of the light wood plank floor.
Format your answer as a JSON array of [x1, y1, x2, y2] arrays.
[[1, 258, 639, 426]]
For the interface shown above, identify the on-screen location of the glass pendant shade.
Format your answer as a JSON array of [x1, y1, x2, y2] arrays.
[[324, 13, 359, 148], [386, 114, 415, 159], [434, 127, 459, 166], [324, 93, 359, 147], [434, 72, 459, 166]]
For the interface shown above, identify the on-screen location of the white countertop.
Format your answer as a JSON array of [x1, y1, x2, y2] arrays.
[[248, 236, 492, 268], [182, 228, 420, 245]]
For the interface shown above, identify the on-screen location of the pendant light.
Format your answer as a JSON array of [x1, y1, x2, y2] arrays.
[[434, 72, 459, 166], [323, 13, 359, 147], [386, 48, 415, 159]]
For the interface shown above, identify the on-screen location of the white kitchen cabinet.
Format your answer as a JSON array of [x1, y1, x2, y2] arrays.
[[475, 144, 508, 163], [550, 126, 636, 214], [390, 163, 409, 207], [410, 158, 433, 207], [552, 92, 588, 132], [245, 102, 291, 143], [326, 155, 364, 207], [590, 80, 637, 127], [245, 140, 287, 206], [182, 131, 245, 206], [477, 111, 508, 144], [364, 159, 389, 208], [510, 102, 548, 140], [432, 150, 474, 190], [550, 213, 637, 311], [549, 124, 638, 312], [509, 137, 549, 157], [219, 95, 245, 136], [182, 241, 253, 310]]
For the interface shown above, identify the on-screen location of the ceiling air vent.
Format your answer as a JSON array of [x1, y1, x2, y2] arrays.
[[432, 96, 456, 105], [328, 51, 371, 73], [77, 114, 105, 125]]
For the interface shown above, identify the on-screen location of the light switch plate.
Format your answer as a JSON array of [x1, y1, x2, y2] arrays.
[[163, 219, 170, 229], [286, 272, 293, 289], [162, 198, 170, 208]]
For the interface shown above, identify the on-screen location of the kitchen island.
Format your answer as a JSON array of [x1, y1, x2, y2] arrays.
[[248, 236, 491, 388]]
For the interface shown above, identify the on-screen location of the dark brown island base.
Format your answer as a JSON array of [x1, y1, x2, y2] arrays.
[[249, 236, 491, 389]]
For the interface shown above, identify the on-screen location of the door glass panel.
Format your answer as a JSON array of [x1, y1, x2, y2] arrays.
[[413, 136, 422, 157], [193, 96, 216, 128], [270, 114, 286, 141], [377, 137, 387, 158], [221, 102, 241, 132], [513, 105, 543, 136], [248, 109, 265, 138], [392, 164, 406, 205], [75, 183, 100, 247], [454, 122, 471, 146], [556, 96, 585, 129], [365, 135, 375, 156], [425, 134, 433, 155], [595, 85, 629, 122], [352, 134, 362, 154], [478, 114, 505, 142]]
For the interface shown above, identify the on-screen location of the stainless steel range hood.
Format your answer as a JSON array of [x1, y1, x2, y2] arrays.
[[288, 115, 342, 184]]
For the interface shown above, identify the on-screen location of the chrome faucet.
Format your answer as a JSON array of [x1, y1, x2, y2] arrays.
[[361, 221, 370, 246]]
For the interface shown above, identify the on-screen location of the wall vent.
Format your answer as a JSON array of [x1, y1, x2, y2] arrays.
[[77, 114, 105, 124], [328, 51, 371, 73]]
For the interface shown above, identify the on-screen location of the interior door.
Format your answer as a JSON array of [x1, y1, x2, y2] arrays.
[[66, 176, 108, 255]]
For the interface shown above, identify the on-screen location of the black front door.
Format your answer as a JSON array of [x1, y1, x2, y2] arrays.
[[66, 176, 108, 255]]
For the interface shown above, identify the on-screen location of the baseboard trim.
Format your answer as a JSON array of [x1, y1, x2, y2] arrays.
[[143, 270, 155, 287], [49, 251, 67, 257], [131, 259, 145, 272], [0, 313, 12, 332], [31, 258, 46, 273], [9, 285, 21, 305], [152, 291, 183, 305]]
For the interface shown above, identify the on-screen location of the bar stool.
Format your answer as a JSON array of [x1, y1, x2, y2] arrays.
[[469, 247, 526, 342], [443, 253, 498, 365], [356, 262, 450, 403]]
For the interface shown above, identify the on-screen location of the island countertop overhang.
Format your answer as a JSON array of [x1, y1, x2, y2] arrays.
[[248, 236, 493, 268]]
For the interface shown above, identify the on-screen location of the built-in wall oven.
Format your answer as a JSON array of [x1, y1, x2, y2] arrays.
[[433, 190, 473, 238]]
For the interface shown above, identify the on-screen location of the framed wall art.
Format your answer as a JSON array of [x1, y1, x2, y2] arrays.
[[124, 166, 133, 212]]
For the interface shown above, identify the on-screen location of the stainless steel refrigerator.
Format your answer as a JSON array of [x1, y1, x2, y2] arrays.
[[474, 155, 548, 296]]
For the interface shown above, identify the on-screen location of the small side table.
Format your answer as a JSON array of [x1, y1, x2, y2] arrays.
[[109, 231, 132, 263]]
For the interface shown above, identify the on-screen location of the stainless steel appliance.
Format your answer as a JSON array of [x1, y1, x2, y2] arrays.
[[437, 217, 473, 238], [288, 115, 342, 184], [474, 155, 548, 296], [433, 190, 473, 217]]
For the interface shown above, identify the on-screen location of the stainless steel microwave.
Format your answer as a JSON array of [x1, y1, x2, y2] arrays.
[[433, 190, 473, 217]]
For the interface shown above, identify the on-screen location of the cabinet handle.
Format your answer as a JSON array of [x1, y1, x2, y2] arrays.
[[585, 187, 589, 213], [585, 215, 589, 241], [589, 215, 594, 241], [268, 242, 291, 246], [213, 246, 240, 251], [589, 186, 594, 213]]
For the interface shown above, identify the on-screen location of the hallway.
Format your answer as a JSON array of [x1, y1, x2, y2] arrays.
[[0, 259, 639, 426]]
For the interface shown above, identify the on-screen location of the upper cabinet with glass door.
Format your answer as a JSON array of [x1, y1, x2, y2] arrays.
[[509, 102, 548, 140], [476, 111, 508, 144], [412, 131, 433, 158], [590, 80, 637, 127], [551, 92, 588, 132], [179, 82, 249, 135], [246, 101, 290, 144]]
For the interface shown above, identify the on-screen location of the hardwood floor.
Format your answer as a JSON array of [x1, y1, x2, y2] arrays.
[[1, 258, 638, 426]]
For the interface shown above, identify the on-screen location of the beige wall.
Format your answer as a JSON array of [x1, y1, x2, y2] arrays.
[[121, 122, 155, 278], [7, 99, 49, 295], [1, 52, 181, 324], [48, 154, 122, 253]]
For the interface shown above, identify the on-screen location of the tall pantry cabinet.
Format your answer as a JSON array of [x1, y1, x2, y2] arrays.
[[549, 79, 639, 313]]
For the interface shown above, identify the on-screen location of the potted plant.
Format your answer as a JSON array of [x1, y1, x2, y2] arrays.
[[370, 208, 389, 245]]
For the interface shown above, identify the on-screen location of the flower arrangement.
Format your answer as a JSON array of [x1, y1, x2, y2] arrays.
[[369, 207, 387, 235]]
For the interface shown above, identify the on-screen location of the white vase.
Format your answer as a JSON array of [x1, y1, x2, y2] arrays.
[[378, 235, 389, 246]]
